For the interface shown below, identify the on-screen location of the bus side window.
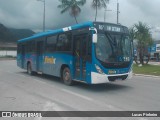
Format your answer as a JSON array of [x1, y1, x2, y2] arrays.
[[26, 42, 29, 53], [57, 33, 72, 52], [46, 35, 57, 53], [25, 41, 35, 53], [31, 41, 36, 53]]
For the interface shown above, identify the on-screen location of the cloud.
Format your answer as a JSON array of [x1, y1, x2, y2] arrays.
[[127, 0, 160, 25], [0, 0, 159, 40]]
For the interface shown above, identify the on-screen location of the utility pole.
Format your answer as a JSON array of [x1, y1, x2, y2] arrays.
[[37, 0, 46, 32], [117, 0, 120, 24]]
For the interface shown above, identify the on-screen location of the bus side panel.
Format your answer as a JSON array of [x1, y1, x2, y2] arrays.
[[24, 53, 31, 69], [22, 53, 36, 71], [43, 53, 56, 75], [36, 54, 43, 72], [85, 61, 92, 84], [17, 44, 26, 69], [31, 54, 37, 72], [42, 53, 73, 77], [17, 54, 22, 68], [55, 53, 74, 77], [22, 54, 27, 70], [29, 53, 37, 72]]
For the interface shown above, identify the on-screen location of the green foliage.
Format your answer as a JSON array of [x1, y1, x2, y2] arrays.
[[129, 27, 135, 41], [134, 22, 153, 47], [131, 22, 153, 65], [92, 0, 109, 9], [58, 0, 86, 23], [9, 28, 35, 40], [133, 64, 160, 76], [0, 23, 35, 43], [92, 0, 109, 21], [0, 23, 16, 43]]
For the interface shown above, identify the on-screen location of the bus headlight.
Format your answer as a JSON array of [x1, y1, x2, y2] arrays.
[[95, 64, 104, 74]]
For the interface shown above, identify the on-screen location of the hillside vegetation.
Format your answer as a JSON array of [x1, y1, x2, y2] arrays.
[[0, 23, 35, 43]]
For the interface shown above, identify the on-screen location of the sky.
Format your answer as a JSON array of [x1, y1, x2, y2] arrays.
[[0, 0, 160, 40]]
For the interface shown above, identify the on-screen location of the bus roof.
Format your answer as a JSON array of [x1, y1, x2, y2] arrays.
[[18, 21, 128, 43], [18, 21, 93, 43]]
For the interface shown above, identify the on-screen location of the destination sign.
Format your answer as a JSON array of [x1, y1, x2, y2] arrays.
[[98, 25, 121, 32], [94, 23, 129, 33]]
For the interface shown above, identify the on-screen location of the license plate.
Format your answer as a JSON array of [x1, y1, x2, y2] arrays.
[[108, 70, 116, 74]]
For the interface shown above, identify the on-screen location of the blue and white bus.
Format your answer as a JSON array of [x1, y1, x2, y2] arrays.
[[17, 22, 133, 85]]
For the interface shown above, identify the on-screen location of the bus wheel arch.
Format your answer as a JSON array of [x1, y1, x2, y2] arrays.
[[61, 65, 73, 86]]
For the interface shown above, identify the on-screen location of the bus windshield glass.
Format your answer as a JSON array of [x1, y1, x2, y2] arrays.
[[95, 33, 132, 63]]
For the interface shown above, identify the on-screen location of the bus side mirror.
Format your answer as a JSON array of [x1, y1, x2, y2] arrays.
[[93, 34, 97, 43]]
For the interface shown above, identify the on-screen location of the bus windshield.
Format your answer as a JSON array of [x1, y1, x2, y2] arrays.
[[95, 33, 132, 63]]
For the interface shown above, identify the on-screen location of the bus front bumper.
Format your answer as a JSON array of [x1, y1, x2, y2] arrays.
[[91, 71, 133, 84]]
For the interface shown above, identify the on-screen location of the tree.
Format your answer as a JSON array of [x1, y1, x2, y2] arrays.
[[133, 22, 153, 65], [58, 0, 86, 24], [129, 27, 135, 42], [92, 0, 109, 21]]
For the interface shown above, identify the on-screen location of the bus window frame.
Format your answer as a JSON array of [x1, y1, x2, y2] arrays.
[[57, 32, 72, 52], [45, 35, 58, 53]]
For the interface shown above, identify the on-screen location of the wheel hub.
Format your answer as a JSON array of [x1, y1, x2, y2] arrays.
[[64, 72, 70, 81]]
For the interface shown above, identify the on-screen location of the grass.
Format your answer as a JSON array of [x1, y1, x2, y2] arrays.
[[133, 64, 160, 76]]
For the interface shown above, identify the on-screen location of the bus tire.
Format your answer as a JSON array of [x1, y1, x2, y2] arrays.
[[62, 67, 73, 86], [27, 63, 34, 75]]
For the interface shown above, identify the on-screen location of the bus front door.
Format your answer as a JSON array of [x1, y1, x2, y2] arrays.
[[36, 41, 44, 72], [74, 35, 87, 81]]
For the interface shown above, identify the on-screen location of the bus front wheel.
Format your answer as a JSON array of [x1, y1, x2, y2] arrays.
[[62, 67, 73, 86]]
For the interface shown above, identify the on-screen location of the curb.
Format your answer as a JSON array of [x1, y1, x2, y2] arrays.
[[133, 73, 160, 78]]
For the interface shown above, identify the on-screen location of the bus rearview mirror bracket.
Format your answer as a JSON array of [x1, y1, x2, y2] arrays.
[[89, 27, 97, 43]]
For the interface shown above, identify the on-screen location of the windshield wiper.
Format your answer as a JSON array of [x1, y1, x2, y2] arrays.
[[105, 32, 117, 47], [103, 32, 118, 61]]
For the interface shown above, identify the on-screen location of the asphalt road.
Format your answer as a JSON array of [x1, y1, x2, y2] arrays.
[[0, 60, 160, 120]]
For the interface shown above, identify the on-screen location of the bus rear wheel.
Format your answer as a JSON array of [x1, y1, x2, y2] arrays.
[[27, 63, 34, 75], [62, 67, 73, 86]]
